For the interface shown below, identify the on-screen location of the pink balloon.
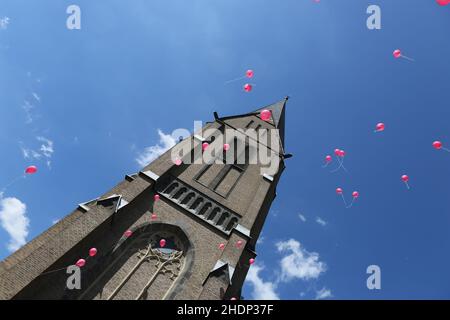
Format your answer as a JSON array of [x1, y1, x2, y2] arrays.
[[352, 191, 359, 199], [173, 158, 182, 166], [154, 194, 160, 201], [401, 175, 409, 182], [393, 49, 402, 59], [223, 143, 230, 151], [249, 258, 255, 265], [243, 83, 252, 92], [339, 150, 345, 157], [219, 243, 225, 250], [236, 240, 243, 248], [202, 142, 209, 151], [334, 149, 341, 156], [260, 109, 271, 121], [89, 248, 97, 257], [246, 69, 254, 78], [124, 230, 133, 237], [437, 0, 450, 5], [325, 155, 332, 163], [76, 259, 86, 268], [433, 141, 443, 150], [159, 239, 166, 248], [151, 213, 157, 220], [231, 297, 237, 300], [376, 123, 385, 132], [25, 165, 37, 174], [336, 187, 343, 195]]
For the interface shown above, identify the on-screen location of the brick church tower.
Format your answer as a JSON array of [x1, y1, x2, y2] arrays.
[[0, 97, 289, 300]]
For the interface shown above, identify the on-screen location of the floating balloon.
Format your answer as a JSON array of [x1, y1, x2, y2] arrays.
[[223, 143, 230, 151], [401, 175, 410, 190], [433, 140, 450, 152], [393, 49, 414, 61], [173, 158, 182, 166], [159, 239, 166, 248], [154, 194, 160, 201], [346, 191, 359, 208], [202, 142, 209, 151], [76, 259, 86, 268], [331, 149, 347, 173], [249, 258, 255, 265], [124, 230, 133, 238], [243, 83, 253, 92], [219, 243, 225, 250], [375, 123, 385, 132], [246, 70, 254, 78], [336, 187, 347, 206], [225, 69, 255, 84], [25, 165, 37, 174], [236, 240, 243, 248], [151, 213, 157, 220], [437, 0, 450, 5], [322, 155, 332, 168], [260, 109, 271, 121], [89, 248, 97, 257]]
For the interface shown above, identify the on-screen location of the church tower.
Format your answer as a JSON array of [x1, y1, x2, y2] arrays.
[[0, 97, 290, 300]]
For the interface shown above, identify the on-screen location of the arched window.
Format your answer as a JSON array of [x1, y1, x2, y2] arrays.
[[173, 187, 187, 200], [181, 192, 195, 206], [216, 212, 230, 227], [163, 182, 179, 195], [225, 217, 238, 232], [189, 197, 203, 211], [207, 207, 221, 222], [198, 202, 212, 216]]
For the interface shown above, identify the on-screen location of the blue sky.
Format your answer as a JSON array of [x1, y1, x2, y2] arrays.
[[1, 0, 450, 300]]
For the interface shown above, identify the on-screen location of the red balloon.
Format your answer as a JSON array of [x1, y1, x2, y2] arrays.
[[76, 259, 86, 268], [219, 243, 225, 250], [159, 239, 166, 248], [202, 142, 209, 151], [433, 141, 442, 150], [151, 213, 157, 220], [25, 165, 37, 174], [154, 194, 160, 201], [336, 187, 343, 195], [393, 49, 402, 59], [352, 191, 359, 199], [334, 149, 341, 156], [236, 240, 243, 248], [260, 109, 271, 121], [243, 83, 252, 92], [339, 150, 345, 157], [437, 0, 450, 5], [246, 70, 254, 78], [173, 158, 182, 166], [223, 143, 230, 151], [401, 175, 409, 182], [249, 258, 255, 265], [376, 123, 385, 132], [89, 248, 97, 257], [124, 230, 133, 237], [325, 155, 332, 163]]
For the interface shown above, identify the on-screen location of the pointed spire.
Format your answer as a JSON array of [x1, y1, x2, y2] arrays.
[[252, 96, 288, 149]]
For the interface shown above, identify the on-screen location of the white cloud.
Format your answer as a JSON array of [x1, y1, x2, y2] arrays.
[[32, 92, 40, 102], [298, 213, 306, 222], [0, 196, 29, 252], [276, 239, 326, 282], [315, 287, 332, 300], [0, 17, 10, 30], [256, 236, 265, 245], [22, 100, 35, 124], [316, 217, 327, 226], [246, 264, 280, 300], [136, 129, 176, 167], [20, 136, 54, 168]]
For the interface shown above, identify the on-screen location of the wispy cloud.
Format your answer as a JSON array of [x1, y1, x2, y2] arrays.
[[21, 100, 35, 124], [315, 287, 333, 300], [21, 136, 55, 168], [276, 239, 327, 282], [136, 129, 176, 167], [0, 17, 10, 30], [298, 213, 306, 222], [316, 217, 327, 227], [0, 196, 29, 252], [246, 264, 280, 300]]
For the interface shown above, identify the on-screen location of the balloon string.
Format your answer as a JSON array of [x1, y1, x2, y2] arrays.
[[340, 194, 347, 206], [442, 147, 450, 153], [331, 157, 347, 173], [346, 198, 355, 209], [224, 76, 246, 85], [1, 174, 25, 194], [322, 162, 329, 168], [404, 181, 410, 190], [401, 55, 415, 62]]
